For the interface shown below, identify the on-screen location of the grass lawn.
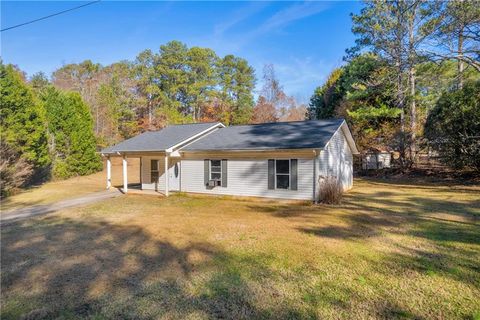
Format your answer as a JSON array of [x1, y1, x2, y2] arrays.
[[1, 178, 479, 319], [1, 158, 140, 211]]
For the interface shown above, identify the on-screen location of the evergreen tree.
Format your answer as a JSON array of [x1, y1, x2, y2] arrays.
[[96, 62, 139, 147], [30, 71, 50, 91], [218, 55, 256, 125], [424, 0, 480, 87], [0, 62, 50, 180], [350, 0, 438, 164], [424, 81, 480, 170], [186, 46, 218, 121], [307, 54, 400, 151], [66, 91, 102, 175], [307, 68, 343, 120], [40, 86, 101, 179]]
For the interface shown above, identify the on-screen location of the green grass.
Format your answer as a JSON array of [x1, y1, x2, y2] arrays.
[[1, 177, 479, 319]]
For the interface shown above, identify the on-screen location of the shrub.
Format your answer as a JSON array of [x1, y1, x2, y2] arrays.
[[318, 176, 343, 204], [424, 81, 480, 171]]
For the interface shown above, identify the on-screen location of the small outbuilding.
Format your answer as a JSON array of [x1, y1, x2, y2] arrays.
[[101, 119, 359, 202], [360, 148, 393, 170]]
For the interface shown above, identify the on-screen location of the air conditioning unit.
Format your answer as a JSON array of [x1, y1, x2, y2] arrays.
[[208, 180, 216, 187]]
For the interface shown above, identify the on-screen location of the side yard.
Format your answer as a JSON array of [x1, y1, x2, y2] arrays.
[[1, 158, 139, 211], [1, 178, 479, 319]]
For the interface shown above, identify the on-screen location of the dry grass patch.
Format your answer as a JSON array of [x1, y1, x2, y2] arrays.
[[1, 178, 479, 319], [1, 158, 139, 211]]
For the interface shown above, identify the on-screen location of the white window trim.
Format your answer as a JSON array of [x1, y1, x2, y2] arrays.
[[274, 159, 291, 190], [209, 159, 222, 185]]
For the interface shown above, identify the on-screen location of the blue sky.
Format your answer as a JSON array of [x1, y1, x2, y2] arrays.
[[1, 1, 362, 102]]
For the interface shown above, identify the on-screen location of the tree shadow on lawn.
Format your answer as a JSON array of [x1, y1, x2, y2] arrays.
[[1, 198, 47, 213], [371, 242, 480, 290], [249, 188, 480, 293], [0, 216, 307, 320], [359, 177, 480, 192], [305, 190, 478, 240], [298, 212, 400, 240], [249, 189, 479, 243]]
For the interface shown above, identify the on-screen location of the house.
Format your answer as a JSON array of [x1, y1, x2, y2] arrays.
[[100, 119, 359, 201]]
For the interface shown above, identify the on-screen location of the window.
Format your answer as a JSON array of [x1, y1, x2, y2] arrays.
[[210, 160, 222, 186], [174, 163, 179, 178], [151, 160, 159, 183], [275, 159, 290, 189]]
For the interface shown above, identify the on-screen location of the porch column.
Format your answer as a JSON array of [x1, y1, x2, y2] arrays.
[[106, 156, 112, 189], [164, 154, 169, 196], [123, 154, 128, 193]]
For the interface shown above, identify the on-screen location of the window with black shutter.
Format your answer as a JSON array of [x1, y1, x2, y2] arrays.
[[208, 160, 226, 187], [275, 159, 290, 189]]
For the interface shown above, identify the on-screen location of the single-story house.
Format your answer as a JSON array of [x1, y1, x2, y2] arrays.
[[100, 119, 359, 201]]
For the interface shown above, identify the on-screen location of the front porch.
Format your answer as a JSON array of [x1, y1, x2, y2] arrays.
[[104, 152, 181, 197], [118, 183, 165, 196]]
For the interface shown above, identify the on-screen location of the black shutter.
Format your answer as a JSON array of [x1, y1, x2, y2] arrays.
[[204, 159, 209, 187], [268, 159, 275, 190], [221, 159, 227, 187], [290, 159, 298, 190]]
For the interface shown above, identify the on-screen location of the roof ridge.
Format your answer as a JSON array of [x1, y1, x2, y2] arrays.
[[141, 121, 220, 134], [224, 118, 344, 128], [166, 121, 220, 127]]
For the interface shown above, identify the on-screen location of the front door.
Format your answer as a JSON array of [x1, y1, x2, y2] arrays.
[[169, 160, 180, 191]]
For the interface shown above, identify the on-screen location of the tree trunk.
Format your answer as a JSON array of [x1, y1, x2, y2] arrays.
[[458, 25, 464, 90], [407, 5, 418, 166], [409, 65, 416, 163], [393, 0, 407, 167], [395, 58, 406, 167], [397, 67, 405, 133]]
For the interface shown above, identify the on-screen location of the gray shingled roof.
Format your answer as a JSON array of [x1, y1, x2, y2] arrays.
[[101, 122, 221, 154], [184, 119, 345, 151]]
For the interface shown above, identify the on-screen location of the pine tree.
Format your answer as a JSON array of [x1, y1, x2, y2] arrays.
[[218, 55, 256, 125]]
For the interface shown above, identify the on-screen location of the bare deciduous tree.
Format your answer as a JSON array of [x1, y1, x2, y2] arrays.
[[0, 141, 33, 198]]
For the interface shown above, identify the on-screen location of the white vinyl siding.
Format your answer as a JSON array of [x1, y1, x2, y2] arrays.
[[180, 156, 314, 200], [317, 126, 353, 191], [362, 152, 391, 169]]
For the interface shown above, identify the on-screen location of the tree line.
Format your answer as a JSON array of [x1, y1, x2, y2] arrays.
[[43, 41, 306, 148], [307, 0, 480, 170], [1, 63, 101, 197]]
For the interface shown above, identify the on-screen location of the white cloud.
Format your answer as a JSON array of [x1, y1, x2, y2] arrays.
[[259, 2, 330, 34], [187, 2, 337, 100], [204, 1, 332, 53], [255, 57, 336, 104], [213, 2, 269, 37]]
